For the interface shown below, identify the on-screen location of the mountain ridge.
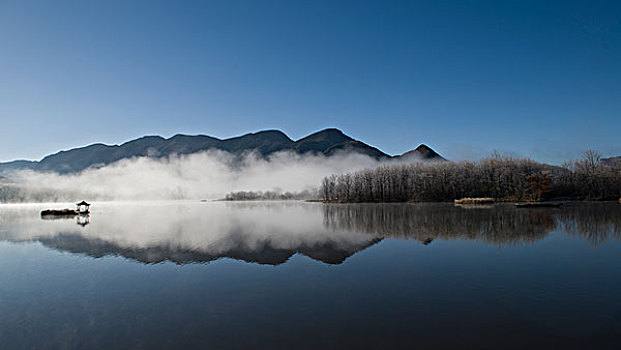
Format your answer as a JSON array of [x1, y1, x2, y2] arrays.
[[0, 128, 445, 174]]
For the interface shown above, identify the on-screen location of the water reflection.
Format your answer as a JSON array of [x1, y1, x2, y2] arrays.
[[324, 202, 621, 246], [2, 201, 621, 350], [1, 201, 620, 266], [76, 215, 90, 227], [40, 213, 90, 227], [0, 202, 378, 265]]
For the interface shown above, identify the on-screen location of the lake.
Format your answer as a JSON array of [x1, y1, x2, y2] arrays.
[[1, 201, 620, 349]]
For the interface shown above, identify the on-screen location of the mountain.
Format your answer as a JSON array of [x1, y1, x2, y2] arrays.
[[0, 128, 444, 174], [602, 156, 621, 166], [293, 128, 387, 158], [0, 160, 38, 172], [398, 144, 444, 161]]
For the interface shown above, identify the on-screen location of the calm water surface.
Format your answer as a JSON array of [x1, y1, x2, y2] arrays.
[[1, 201, 620, 349]]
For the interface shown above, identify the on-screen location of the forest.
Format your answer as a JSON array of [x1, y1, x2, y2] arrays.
[[221, 189, 317, 201], [320, 150, 621, 203]]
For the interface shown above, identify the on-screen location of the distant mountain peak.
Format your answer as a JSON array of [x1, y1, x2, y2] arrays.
[[291, 128, 385, 157], [253, 129, 290, 136], [321, 127, 345, 134], [237, 129, 293, 142], [136, 135, 165, 141], [398, 143, 445, 161], [298, 128, 351, 142], [415, 144, 433, 151]]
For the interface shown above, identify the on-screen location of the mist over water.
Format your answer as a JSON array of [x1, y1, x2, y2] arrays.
[[6, 150, 381, 201]]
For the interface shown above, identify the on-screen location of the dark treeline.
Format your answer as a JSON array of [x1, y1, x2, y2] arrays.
[[323, 202, 621, 247], [222, 189, 318, 201], [321, 150, 621, 202]]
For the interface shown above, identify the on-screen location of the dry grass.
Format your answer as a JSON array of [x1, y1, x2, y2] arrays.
[[454, 197, 495, 205]]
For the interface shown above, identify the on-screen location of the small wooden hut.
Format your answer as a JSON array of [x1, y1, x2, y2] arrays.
[[76, 200, 91, 214]]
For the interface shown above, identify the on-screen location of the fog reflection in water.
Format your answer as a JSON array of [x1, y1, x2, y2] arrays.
[[1, 201, 620, 265], [0, 201, 379, 265]]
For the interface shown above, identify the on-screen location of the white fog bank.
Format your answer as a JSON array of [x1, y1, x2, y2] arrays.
[[7, 150, 382, 201]]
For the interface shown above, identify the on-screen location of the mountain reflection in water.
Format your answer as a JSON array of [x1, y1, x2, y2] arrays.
[[0, 201, 620, 265], [0, 202, 379, 265]]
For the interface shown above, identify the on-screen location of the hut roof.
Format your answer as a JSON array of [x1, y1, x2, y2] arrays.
[[76, 200, 90, 205]]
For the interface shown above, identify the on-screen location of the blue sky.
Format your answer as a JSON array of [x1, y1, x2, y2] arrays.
[[1, 0, 619, 164]]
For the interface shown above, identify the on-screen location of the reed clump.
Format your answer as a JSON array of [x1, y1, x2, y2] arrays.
[[454, 198, 495, 205]]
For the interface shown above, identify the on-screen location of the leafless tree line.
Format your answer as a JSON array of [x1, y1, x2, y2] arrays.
[[555, 150, 621, 200], [321, 151, 621, 202], [222, 189, 318, 201]]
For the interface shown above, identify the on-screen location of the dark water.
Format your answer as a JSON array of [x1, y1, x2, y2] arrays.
[[1, 201, 621, 349]]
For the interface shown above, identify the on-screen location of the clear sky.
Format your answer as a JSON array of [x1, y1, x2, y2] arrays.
[[1, 0, 619, 164]]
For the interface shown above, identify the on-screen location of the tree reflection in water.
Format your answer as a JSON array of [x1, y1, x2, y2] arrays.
[[323, 202, 621, 247]]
